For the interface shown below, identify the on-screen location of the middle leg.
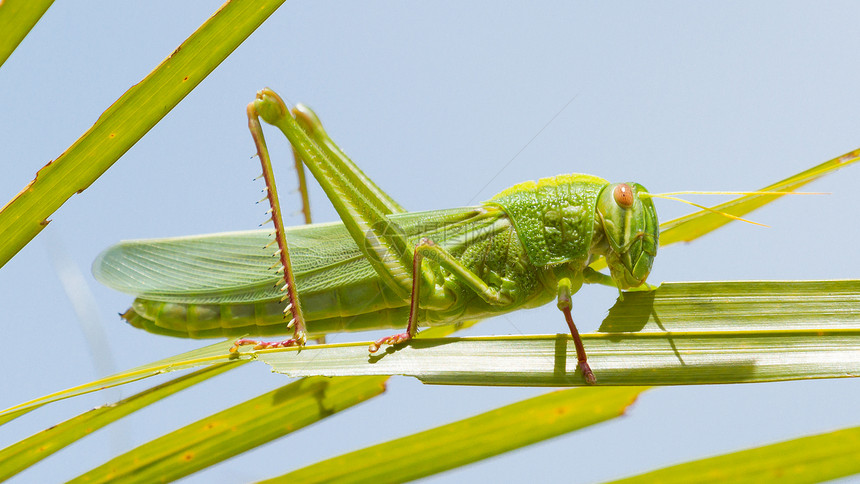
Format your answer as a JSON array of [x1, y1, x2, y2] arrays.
[[370, 237, 514, 352]]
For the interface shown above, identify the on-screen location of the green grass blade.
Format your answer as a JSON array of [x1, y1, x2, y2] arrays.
[[0, 323, 469, 478], [262, 386, 646, 484], [0, 323, 478, 428], [0, 0, 286, 269], [596, 279, 860, 333], [0, 340, 240, 426], [0, 362, 239, 481], [589, 147, 858, 274], [259, 332, 860, 386], [606, 425, 860, 484], [255, 280, 860, 385], [658, 147, 860, 245], [69, 376, 388, 484], [0, 0, 54, 68]]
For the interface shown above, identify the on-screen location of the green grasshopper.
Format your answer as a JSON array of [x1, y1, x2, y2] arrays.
[[94, 88, 660, 384]]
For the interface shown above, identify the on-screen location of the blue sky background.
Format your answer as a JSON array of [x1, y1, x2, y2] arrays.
[[2, 2, 860, 482]]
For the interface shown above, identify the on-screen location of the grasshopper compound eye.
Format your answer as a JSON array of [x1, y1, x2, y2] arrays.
[[613, 183, 634, 208]]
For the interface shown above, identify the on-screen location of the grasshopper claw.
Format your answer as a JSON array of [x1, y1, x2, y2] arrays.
[[369, 332, 412, 353]]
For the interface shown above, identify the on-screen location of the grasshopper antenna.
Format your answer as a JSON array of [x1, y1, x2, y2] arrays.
[[641, 190, 825, 227]]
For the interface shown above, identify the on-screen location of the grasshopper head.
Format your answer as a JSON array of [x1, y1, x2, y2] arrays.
[[595, 183, 659, 289]]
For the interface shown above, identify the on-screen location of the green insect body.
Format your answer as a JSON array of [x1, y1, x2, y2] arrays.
[[94, 88, 660, 383], [96, 175, 658, 340]]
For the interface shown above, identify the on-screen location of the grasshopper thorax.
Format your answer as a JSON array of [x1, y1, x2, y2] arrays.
[[593, 182, 659, 288], [486, 175, 658, 288]]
